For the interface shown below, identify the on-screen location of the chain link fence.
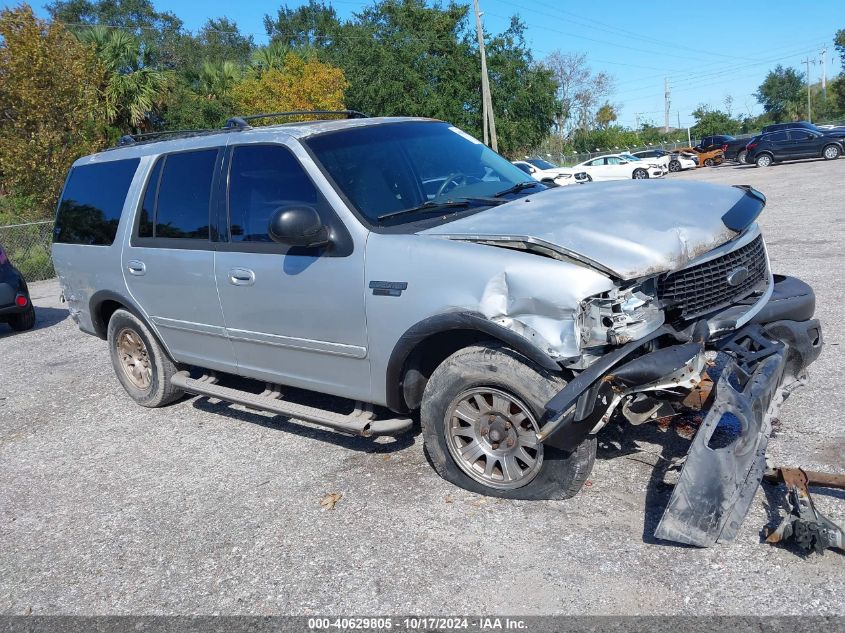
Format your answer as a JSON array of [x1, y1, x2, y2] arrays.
[[0, 221, 55, 282]]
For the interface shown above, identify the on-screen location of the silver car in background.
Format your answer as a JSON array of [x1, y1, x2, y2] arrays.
[[53, 114, 822, 547]]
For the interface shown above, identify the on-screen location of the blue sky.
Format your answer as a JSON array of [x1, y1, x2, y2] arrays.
[[10, 0, 844, 129]]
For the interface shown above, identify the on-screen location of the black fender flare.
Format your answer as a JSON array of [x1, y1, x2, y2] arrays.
[[384, 311, 564, 412], [88, 289, 152, 340]]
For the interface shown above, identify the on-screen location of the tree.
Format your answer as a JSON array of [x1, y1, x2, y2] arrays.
[[78, 25, 169, 132], [47, 0, 186, 67], [543, 51, 613, 136], [485, 17, 558, 154], [197, 60, 240, 99], [251, 41, 289, 72], [231, 52, 348, 119], [835, 28, 845, 68], [595, 103, 617, 129], [690, 105, 740, 137], [0, 5, 105, 215], [755, 65, 804, 122]]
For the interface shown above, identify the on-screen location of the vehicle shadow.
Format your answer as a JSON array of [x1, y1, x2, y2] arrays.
[[0, 306, 68, 339], [596, 418, 699, 547], [189, 393, 420, 454]]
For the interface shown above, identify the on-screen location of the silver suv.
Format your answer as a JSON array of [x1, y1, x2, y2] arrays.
[[53, 113, 822, 547]]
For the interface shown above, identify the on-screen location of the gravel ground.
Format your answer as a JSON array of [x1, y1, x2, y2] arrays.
[[1, 157, 844, 615]]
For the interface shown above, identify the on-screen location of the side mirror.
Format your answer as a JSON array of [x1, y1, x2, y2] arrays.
[[268, 206, 330, 248]]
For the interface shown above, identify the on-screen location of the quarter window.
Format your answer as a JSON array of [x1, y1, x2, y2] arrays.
[[54, 159, 140, 246], [227, 145, 324, 242]]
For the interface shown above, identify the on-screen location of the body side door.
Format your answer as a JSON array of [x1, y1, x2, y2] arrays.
[[212, 139, 371, 400], [122, 146, 237, 372]]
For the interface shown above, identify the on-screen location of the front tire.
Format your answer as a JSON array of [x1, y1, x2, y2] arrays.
[[632, 168, 648, 179], [822, 144, 840, 160], [107, 309, 184, 408], [704, 158, 715, 167], [669, 160, 681, 172], [7, 303, 35, 331], [420, 343, 596, 500]]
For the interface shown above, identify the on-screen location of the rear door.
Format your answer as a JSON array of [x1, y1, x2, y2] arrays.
[[123, 148, 237, 372], [766, 131, 790, 159]]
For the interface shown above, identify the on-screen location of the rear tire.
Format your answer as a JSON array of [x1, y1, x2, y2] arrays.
[[822, 144, 840, 160], [8, 303, 35, 331], [755, 153, 773, 167], [632, 168, 648, 179], [420, 343, 596, 500], [737, 149, 747, 164], [107, 309, 184, 408]]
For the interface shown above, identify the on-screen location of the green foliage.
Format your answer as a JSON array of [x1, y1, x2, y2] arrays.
[[0, 5, 105, 217], [78, 25, 169, 131], [690, 106, 740, 137], [835, 29, 845, 68], [755, 65, 805, 122]]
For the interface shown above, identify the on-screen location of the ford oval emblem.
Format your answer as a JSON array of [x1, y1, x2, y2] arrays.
[[727, 266, 750, 287]]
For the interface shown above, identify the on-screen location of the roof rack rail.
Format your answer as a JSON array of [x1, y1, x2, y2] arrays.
[[115, 128, 221, 147], [224, 110, 368, 130]]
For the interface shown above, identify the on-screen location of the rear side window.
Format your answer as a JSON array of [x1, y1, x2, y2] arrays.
[[227, 145, 324, 242], [768, 131, 788, 142], [54, 159, 140, 246], [136, 149, 218, 241]]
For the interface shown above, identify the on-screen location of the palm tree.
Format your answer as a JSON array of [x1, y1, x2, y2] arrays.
[[251, 41, 289, 72], [197, 60, 240, 99], [78, 26, 169, 132]]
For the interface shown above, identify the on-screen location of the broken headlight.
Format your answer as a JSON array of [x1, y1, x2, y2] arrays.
[[578, 280, 664, 348]]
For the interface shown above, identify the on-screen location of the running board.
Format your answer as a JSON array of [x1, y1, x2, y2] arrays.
[[171, 371, 412, 437]]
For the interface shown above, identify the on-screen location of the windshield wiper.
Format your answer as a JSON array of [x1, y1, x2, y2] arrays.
[[377, 200, 471, 222], [493, 181, 543, 197]]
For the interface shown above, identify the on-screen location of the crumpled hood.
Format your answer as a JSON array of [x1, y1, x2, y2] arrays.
[[421, 180, 752, 280]]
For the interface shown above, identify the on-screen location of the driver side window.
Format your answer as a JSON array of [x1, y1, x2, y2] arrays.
[[605, 156, 622, 165], [227, 145, 326, 242]]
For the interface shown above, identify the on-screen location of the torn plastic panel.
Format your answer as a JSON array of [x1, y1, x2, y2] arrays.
[[654, 319, 822, 547], [579, 280, 665, 348]]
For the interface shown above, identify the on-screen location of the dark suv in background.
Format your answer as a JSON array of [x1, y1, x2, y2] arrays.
[[0, 243, 35, 332], [762, 120, 845, 139], [745, 128, 843, 167]]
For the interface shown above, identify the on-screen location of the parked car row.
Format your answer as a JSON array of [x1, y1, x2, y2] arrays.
[[700, 121, 845, 168]]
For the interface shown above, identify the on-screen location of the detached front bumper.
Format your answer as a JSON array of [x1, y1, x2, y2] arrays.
[[541, 275, 823, 547]]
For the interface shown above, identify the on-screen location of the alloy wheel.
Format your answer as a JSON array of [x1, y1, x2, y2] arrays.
[[444, 387, 543, 490], [116, 328, 152, 390]]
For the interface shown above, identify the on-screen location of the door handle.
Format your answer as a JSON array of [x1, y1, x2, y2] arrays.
[[228, 268, 256, 286], [127, 260, 146, 276]]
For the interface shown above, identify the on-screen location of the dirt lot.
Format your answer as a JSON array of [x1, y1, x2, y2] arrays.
[[1, 157, 844, 615]]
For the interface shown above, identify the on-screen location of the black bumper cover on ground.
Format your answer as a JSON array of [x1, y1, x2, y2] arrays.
[[543, 275, 823, 547]]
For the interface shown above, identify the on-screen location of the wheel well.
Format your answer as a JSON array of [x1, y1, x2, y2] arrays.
[[396, 329, 497, 413], [94, 299, 125, 339]]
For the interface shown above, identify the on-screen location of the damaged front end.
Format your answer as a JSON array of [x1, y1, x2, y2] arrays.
[[540, 275, 823, 548]]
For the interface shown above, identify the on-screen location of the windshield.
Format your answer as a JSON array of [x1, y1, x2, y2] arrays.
[[304, 121, 538, 226], [527, 158, 557, 170]]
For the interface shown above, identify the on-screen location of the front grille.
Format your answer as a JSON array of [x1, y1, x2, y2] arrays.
[[657, 234, 768, 321]]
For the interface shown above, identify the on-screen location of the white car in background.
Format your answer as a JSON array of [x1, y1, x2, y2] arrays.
[[512, 159, 589, 186], [622, 151, 668, 176], [670, 151, 699, 172], [561, 153, 664, 181]]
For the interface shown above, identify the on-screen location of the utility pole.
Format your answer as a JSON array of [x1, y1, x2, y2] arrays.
[[820, 46, 827, 99], [801, 57, 812, 122], [473, 0, 497, 152], [663, 77, 671, 133]]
